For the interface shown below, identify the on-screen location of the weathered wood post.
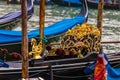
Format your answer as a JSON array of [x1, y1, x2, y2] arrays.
[[97, 0, 104, 52], [97, 0, 104, 39], [21, 0, 29, 79]]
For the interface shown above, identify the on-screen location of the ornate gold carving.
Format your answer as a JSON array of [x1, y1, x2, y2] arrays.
[[29, 38, 42, 59]]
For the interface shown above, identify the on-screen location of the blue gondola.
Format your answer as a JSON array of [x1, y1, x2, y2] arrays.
[[0, 0, 88, 46], [51, 0, 82, 7], [0, 0, 34, 29], [7, 0, 52, 5], [87, 0, 120, 9]]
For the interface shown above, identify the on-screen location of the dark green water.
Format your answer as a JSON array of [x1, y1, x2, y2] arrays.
[[0, 1, 119, 53]]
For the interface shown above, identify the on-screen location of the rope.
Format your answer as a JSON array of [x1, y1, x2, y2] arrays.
[[34, 36, 48, 43]]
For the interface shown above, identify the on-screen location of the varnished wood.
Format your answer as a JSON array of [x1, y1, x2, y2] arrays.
[[39, 0, 45, 54]]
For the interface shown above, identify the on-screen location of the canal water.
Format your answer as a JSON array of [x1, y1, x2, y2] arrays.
[[0, 1, 119, 53]]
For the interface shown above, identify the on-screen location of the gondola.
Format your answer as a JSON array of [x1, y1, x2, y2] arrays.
[[7, 0, 52, 5], [0, 0, 91, 79], [51, 0, 82, 7], [0, 0, 34, 29], [0, 0, 88, 53], [0, 49, 120, 80], [33, 0, 52, 5], [87, 0, 120, 9], [0, 0, 120, 80], [7, 0, 21, 4]]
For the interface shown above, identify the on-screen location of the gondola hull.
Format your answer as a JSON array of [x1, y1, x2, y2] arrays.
[[0, 0, 34, 29], [0, 52, 120, 80], [7, 0, 52, 5], [51, 0, 82, 7], [0, 64, 91, 80], [0, 53, 97, 80], [87, 0, 120, 9]]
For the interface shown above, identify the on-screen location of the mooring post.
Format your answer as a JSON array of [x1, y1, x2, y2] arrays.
[[21, 0, 29, 79], [39, 0, 45, 56], [97, 0, 104, 40], [97, 0, 104, 51]]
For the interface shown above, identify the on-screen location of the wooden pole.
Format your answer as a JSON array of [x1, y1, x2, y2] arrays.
[[39, 0, 45, 53], [97, 0, 104, 52], [97, 0, 104, 39], [21, 0, 29, 79]]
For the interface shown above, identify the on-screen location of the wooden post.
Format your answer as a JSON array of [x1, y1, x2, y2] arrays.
[[97, 0, 104, 53], [39, 0, 45, 54], [21, 0, 29, 79], [97, 0, 104, 39], [113, 0, 117, 5]]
